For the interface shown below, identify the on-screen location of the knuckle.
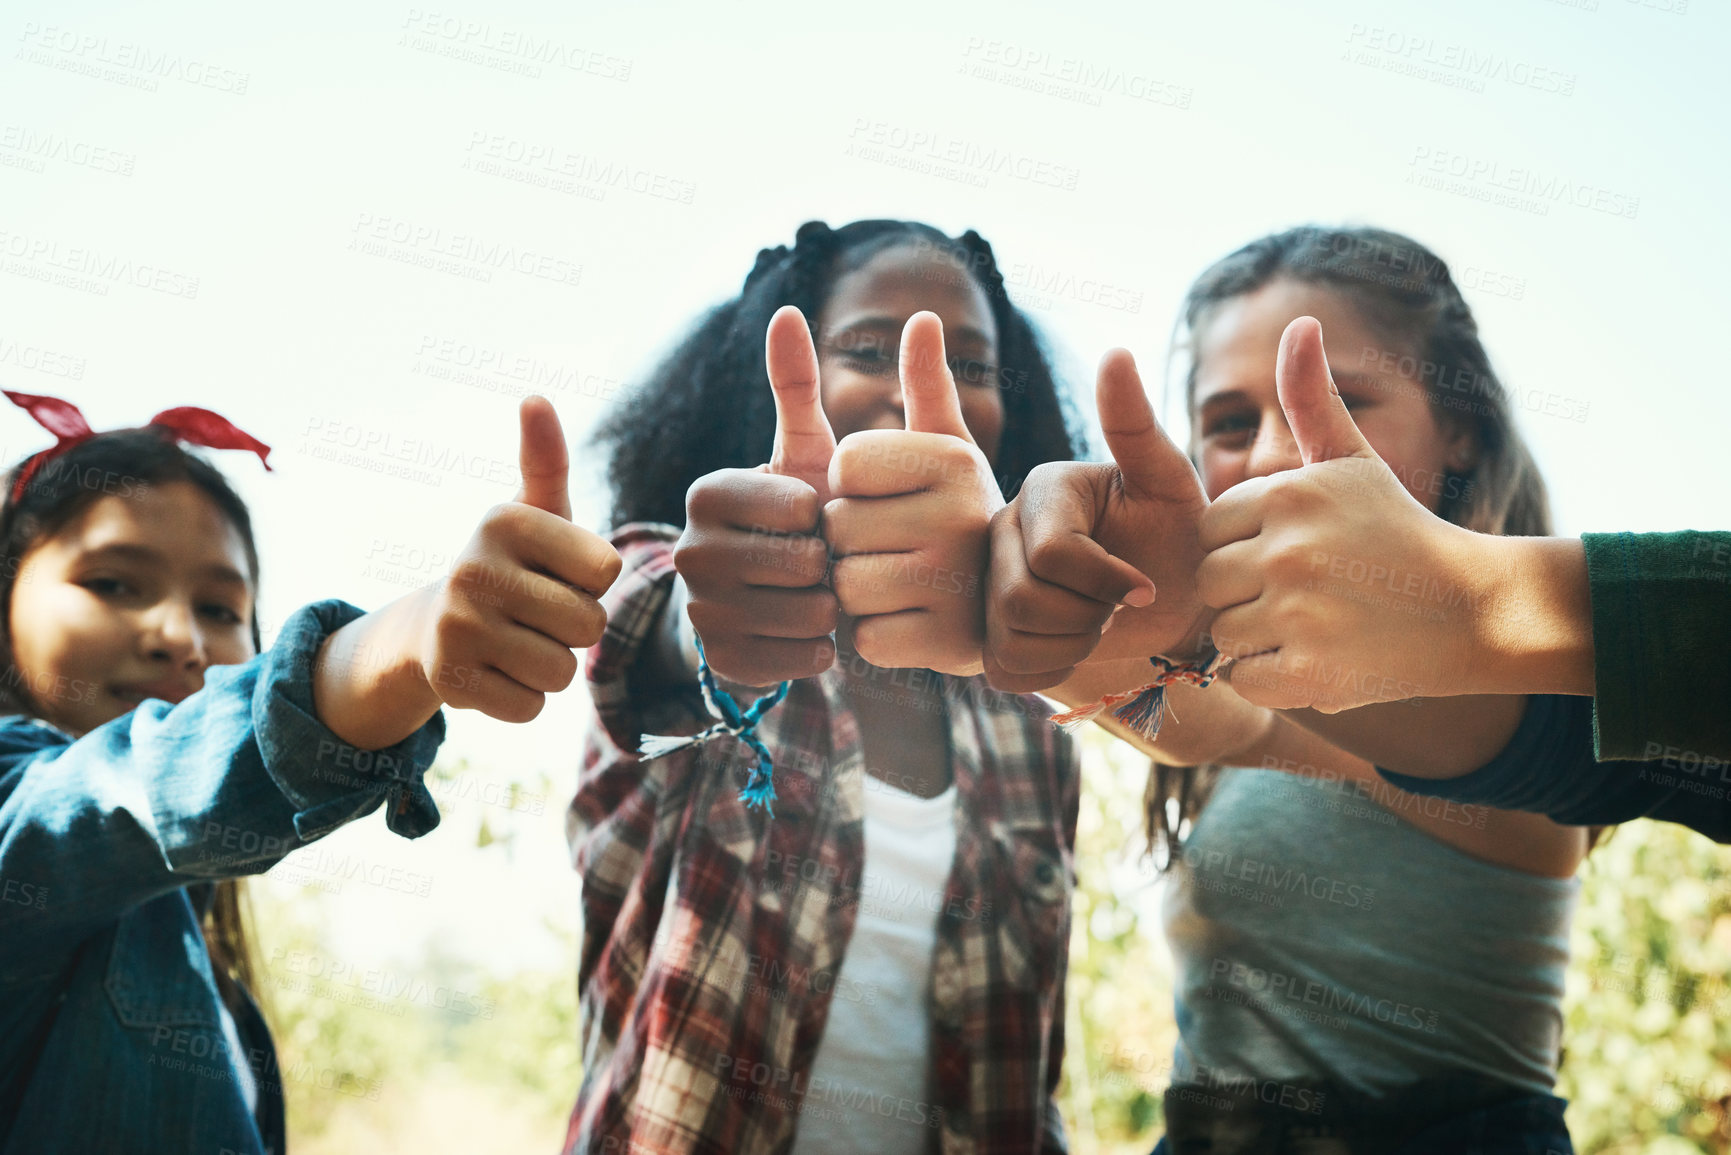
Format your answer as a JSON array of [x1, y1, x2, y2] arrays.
[[852, 627, 890, 668], [487, 501, 534, 535], [685, 599, 726, 636], [507, 694, 546, 724], [572, 599, 608, 647], [1000, 577, 1044, 625], [592, 546, 623, 589], [1024, 536, 1069, 580], [805, 593, 839, 636], [549, 648, 580, 690], [1023, 462, 1062, 492]]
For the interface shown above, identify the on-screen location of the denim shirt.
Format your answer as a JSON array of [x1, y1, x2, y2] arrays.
[[0, 599, 446, 1155]]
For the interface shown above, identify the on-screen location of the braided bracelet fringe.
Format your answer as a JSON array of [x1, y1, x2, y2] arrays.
[[636, 635, 792, 815], [1048, 647, 1229, 741]]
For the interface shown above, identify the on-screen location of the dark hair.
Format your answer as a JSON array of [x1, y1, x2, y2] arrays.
[[0, 429, 264, 693], [0, 427, 265, 1014], [594, 219, 1086, 528], [1150, 224, 1554, 866]]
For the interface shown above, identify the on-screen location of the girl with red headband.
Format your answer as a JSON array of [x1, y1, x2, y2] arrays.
[[0, 391, 620, 1155]]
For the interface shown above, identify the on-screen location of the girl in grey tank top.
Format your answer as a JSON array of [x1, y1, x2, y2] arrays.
[[1165, 767, 1577, 1100], [1140, 226, 1588, 1153]]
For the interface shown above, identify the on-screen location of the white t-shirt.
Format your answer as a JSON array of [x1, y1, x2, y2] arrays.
[[789, 776, 959, 1155]]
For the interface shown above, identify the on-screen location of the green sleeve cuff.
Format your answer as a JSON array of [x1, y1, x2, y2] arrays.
[[1584, 531, 1731, 761]]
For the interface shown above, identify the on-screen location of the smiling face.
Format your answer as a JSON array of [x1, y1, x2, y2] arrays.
[[813, 241, 1005, 465], [7, 481, 256, 736], [1189, 278, 1477, 508]]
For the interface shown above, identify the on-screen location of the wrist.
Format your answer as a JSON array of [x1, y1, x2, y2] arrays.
[[1469, 534, 1593, 696], [313, 588, 443, 749], [1173, 607, 1218, 663]]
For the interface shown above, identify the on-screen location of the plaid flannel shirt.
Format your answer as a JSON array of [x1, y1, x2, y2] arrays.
[[564, 524, 1079, 1155]]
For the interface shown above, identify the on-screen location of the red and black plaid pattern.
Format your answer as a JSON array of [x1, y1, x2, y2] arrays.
[[564, 524, 1079, 1155]]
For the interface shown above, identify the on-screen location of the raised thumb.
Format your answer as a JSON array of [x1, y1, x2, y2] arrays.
[[514, 395, 571, 519], [1096, 348, 1197, 501], [765, 305, 837, 492], [899, 311, 971, 440], [1276, 316, 1375, 465]]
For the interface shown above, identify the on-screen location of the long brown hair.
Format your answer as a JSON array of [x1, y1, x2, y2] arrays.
[[1148, 224, 1554, 865]]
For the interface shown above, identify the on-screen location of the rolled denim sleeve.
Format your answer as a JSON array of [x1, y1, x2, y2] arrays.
[[0, 599, 445, 977]]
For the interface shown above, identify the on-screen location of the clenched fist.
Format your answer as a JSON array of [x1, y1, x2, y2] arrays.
[[984, 349, 1209, 693], [674, 306, 840, 686], [418, 395, 621, 722], [825, 311, 1002, 675]]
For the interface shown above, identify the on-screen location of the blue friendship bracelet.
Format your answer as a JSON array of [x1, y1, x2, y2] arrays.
[[636, 634, 792, 816]]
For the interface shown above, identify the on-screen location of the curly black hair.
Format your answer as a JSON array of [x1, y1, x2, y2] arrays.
[[594, 219, 1087, 529]]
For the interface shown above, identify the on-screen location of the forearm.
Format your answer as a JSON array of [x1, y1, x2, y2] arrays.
[[1277, 694, 1529, 780], [313, 588, 443, 751]]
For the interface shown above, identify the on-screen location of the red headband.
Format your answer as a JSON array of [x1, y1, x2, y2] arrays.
[[4, 391, 273, 503]]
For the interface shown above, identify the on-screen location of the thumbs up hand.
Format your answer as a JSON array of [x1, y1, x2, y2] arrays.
[[674, 306, 840, 686], [822, 312, 1004, 676], [421, 395, 622, 721], [983, 349, 1209, 693], [1197, 317, 1478, 711]]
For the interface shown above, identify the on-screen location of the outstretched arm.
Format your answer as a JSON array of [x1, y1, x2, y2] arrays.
[[313, 396, 620, 749]]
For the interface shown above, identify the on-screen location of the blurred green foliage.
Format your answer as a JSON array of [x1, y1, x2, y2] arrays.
[[1555, 821, 1731, 1151], [252, 747, 1731, 1153]]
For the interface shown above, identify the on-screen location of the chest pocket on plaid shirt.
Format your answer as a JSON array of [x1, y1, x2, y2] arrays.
[[988, 819, 1071, 990]]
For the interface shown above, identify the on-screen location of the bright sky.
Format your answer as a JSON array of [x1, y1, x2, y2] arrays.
[[4, 0, 1726, 971]]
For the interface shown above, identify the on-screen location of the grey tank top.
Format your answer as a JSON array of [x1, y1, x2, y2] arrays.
[[1163, 767, 1579, 1099]]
